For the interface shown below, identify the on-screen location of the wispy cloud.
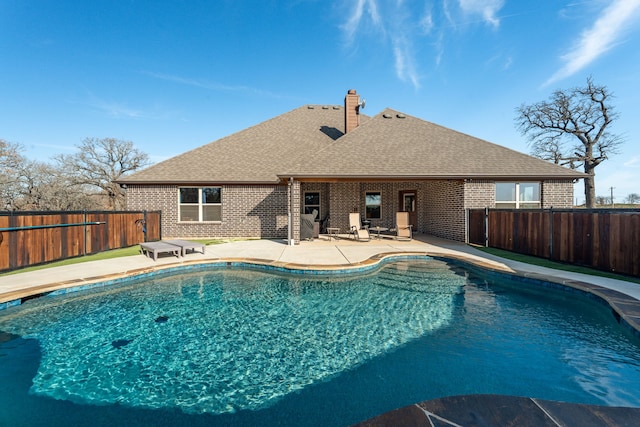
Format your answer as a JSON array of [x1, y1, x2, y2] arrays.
[[458, 0, 505, 28], [82, 91, 177, 120], [545, 0, 640, 86], [341, 0, 382, 42], [144, 72, 296, 100], [339, 0, 507, 88], [624, 156, 640, 168], [88, 99, 148, 119], [392, 35, 420, 88], [340, 0, 420, 88]]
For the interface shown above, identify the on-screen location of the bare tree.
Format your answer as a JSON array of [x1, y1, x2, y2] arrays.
[[515, 77, 624, 208], [0, 139, 26, 210], [55, 138, 150, 210], [12, 160, 97, 211], [625, 193, 640, 205]]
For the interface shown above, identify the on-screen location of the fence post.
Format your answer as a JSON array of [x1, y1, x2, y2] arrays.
[[549, 208, 554, 260], [513, 210, 518, 252], [484, 207, 489, 247], [83, 210, 87, 256]]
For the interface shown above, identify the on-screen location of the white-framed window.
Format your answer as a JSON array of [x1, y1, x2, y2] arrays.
[[304, 192, 321, 218], [496, 182, 541, 208], [365, 192, 381, 219], [179, 187, 222, 222]]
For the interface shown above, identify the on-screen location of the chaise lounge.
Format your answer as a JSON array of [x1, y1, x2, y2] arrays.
[[140, 241, 181, 261], [348, 212, 371, 241], [163, 239, 206, 257], [140, 239, 206, 261]]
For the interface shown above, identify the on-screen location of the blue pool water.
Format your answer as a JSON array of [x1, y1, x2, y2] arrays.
[[1, 258, 639, 426]]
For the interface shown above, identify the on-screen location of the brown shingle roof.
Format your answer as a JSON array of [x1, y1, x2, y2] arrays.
[[121, 105, 584, 184], [121, 105, 362, 184], [287, 108, 585, 179]]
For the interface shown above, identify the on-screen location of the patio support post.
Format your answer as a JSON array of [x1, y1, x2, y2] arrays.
[[288, 178, 294, 245], [291, 179, 301, 244]]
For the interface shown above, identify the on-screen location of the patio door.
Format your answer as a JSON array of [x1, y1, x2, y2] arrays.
[[399, 190, 417, 229]]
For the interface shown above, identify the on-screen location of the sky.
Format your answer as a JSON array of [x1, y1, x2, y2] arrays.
[[1, 0, 639, 204]]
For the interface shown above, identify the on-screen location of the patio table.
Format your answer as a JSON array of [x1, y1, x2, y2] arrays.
[[369, 226, 389, 239], [326, 227, 340, 240]]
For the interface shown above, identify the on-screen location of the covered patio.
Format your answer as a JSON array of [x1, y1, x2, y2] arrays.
[[288, 178, 475, 245]]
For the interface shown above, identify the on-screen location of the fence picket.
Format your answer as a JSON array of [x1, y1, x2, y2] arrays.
[[468, 208, 640, 278], [0, 210, 161, 272]]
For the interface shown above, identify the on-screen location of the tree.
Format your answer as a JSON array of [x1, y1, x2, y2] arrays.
[[0, 139, 26, 210], [12, 160, 97, 211], [515, 77, 624, 208], [55, 138, 150, 210], [625, 193, 640, 205]]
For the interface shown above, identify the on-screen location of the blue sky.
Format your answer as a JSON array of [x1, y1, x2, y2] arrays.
[[2, 0, 639, 203]]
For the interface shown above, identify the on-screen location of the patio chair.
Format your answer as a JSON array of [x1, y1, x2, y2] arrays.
[[393, 211, 413, 240], [348, 212, 370, 241]]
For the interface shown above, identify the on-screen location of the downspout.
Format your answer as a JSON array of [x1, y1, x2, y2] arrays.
[[288, 177, 294, 245]]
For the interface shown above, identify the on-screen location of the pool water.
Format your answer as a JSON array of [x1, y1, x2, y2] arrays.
[[1, 258, 639, 426]]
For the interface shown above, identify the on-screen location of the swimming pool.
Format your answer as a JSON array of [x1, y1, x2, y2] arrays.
[[1, 257, 639, 426]]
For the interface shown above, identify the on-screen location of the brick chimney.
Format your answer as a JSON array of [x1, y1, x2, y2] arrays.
[[344, 89, 361, 133]]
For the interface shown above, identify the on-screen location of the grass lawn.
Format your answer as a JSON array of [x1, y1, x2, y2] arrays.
[[0, 239, 226, 276], [474, 246, 640, 285]]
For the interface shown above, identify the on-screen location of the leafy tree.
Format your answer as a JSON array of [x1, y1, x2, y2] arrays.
[[625, 193, 640, 205], [515, 77, 624, 208], [55, 138, 150, 210]]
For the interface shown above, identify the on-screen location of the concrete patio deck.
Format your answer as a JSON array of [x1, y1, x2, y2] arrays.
[[1, 234, 639, 426]]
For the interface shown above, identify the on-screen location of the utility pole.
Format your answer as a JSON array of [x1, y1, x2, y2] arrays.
[[610, 186, 615, 207]]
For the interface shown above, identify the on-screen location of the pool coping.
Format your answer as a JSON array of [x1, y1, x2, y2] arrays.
[[352, 394, 640, 426]]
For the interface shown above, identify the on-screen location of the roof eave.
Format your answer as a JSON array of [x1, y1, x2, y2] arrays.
[[279, 173, 586, 181], [117, 179, 283, 186]]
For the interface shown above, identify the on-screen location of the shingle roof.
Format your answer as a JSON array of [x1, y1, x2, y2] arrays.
[[121, 105, 360, 184], [289, 108, 585, 179], [120, 105, 584, 184]]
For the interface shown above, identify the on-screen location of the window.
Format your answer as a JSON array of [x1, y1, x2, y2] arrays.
[[365, 192, 381, 219], [496, 182, 540, 208], [304, 192, 320, 217], [179, 187, 222, 222]]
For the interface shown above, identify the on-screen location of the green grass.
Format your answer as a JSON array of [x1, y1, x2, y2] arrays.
[[474, 246, 640, 284], [0, 239, 226, 276]]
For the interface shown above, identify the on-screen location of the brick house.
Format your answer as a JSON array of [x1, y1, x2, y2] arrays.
[[118, 89, 585, 243]]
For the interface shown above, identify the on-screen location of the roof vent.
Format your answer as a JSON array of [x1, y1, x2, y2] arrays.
[[396, 114, 406, 119], [333, 106, 340, 110], [383, 113, 393, 119], [308, 105, 315, 109], [322, 106, 329, 109]]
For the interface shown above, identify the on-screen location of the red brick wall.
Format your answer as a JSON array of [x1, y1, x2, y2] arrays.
[[542, 180, 574, 208], [126, 184, 288, 239], [126, 178, 575, 242], [424, 180, 466, 241]]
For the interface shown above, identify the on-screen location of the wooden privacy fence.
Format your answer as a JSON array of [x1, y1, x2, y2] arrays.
[[0, 210, 161, 272], [468, 208, 640, 277]]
